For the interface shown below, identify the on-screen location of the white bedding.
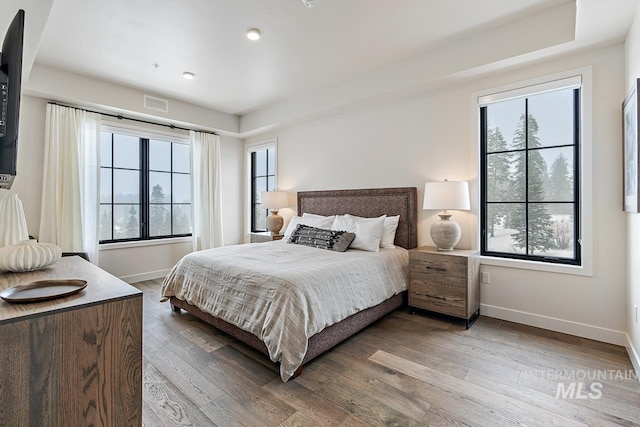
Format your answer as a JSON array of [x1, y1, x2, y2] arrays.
[[161, 240, 408, 381]]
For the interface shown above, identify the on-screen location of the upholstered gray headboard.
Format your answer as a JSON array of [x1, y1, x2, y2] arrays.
[[297, 187, 418, 249]]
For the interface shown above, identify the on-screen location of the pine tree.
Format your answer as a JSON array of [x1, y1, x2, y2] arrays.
[[511, 170, 556, 254], [486, 126, 511, 237], [173, 205, 191, 235], [150, 184, 170, 235], [549, 153, 573, 215], [126, 205, 139, 237], [507, 113, 556, 253], [505, 114, 530, 215]]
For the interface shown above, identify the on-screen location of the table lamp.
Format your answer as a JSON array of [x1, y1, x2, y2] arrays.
[[261, 191, 288, 235], [423, 180, 470, 250]]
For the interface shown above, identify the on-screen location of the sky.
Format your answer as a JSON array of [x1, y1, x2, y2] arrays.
[[487, 88, 574, 153]]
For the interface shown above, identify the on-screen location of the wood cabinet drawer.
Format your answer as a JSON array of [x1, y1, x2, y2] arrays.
[[408, 287, 466, 318], [410, 254, 467, 278], [410, 274, 466, 297], [250, 232, 284, 243]]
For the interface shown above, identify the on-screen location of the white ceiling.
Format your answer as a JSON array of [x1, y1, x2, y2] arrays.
[[3, 0, 640, 118]]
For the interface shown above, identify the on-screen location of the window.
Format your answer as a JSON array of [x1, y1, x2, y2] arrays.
[[248, 142, 276, 232], [480, 81, 580, 265], [99, 130, 191, 243]]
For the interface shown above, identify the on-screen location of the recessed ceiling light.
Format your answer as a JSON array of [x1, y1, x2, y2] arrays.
[[183, 72, 195, 80], [246, 28, 261, 41]]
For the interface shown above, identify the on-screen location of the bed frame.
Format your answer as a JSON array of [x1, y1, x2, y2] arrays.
[[170, 187, 418, 378]]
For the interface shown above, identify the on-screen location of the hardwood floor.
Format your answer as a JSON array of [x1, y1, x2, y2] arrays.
[[135, 279, 640, 426]]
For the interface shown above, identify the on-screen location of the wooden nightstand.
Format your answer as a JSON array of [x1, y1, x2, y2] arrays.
[[408, 246, 480, 328], [250, 231, 284, 243]]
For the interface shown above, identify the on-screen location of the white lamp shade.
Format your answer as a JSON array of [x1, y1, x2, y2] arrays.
[[261, 191, 288, 210], [423, 181, 470, 211]]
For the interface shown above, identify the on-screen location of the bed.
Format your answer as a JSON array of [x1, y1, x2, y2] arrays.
[[163, 187, 418, 381]]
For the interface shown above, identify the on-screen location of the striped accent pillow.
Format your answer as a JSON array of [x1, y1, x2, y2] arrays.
[[287, 224, 355, 252]]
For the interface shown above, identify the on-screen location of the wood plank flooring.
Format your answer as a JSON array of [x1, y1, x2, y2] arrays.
[[135, 279, 640, 426]]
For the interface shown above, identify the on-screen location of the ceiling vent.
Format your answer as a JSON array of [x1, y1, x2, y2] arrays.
[[143, 95, 169, 113]]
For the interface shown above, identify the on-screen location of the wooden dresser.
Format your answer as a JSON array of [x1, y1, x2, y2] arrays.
[[408, 246, 480, 328], [0, 256, 143, 426]]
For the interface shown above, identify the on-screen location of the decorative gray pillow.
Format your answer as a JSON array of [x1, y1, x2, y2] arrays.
[[287, 224, 356, 252]]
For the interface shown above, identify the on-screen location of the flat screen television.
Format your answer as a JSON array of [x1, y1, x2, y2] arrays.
[[0, 9, 25, 190]]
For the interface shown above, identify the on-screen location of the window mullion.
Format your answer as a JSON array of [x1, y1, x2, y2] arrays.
[[480, 106, 488, 254], [141, 138, 149, 239], [573, 88, 581, 263], [170, 143, 174, 236], [251, 151, 257, 232], [524, 98, 529, 256], [110, 133, 115, 241], [265, 153, 270, 224]]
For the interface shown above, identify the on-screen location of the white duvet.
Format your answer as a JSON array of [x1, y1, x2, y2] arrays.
[[161, 240, 408, 381]]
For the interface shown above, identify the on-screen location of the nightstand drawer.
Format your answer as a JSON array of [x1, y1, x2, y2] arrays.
[[408, 288, 466, 318], [410, 275, 467, 297], [250, 232, 284, 243], [410, 254, 467, 278]]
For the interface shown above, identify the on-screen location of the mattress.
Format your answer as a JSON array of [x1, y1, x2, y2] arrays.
[[161, 240, 408, 380]]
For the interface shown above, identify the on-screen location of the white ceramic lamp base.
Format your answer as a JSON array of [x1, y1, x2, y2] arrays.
[[0, 193, 29, 247], [430, 213, 461, 251], [265, 210, 284, 235]]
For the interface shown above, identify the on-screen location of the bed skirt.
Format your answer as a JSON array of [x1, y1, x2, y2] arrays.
[[169, 290, 406, 373]]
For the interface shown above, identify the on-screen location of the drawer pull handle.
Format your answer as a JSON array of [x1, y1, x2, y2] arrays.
[[426, 266, 446, 271], [413, 291, 446, 300]]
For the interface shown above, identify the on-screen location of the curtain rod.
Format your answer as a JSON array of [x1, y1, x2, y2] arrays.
[[47, 101, 219, 136]]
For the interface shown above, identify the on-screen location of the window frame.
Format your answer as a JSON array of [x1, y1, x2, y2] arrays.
[[478, 76, 583, 267], [245, 138, 278, 235], [99, 122, 192, 245]]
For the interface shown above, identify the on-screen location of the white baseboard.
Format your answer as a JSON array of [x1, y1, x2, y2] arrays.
[[480, 303, 627, 346], [119, 269, 171, 284], [626, 333, 640, 383]]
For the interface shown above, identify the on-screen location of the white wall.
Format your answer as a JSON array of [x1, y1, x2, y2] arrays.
[[2, 93, 245, 282], [624, 2, 640, 373], [26, 64, 239, 135], [247, 44, 628, 345], [258, 85, 476, 250], [98, 239, 192, 283]]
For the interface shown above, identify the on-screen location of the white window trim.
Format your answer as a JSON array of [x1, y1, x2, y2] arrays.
[[478, 75, 582, 106], [245, 138, 278, 238], [98, 119, 192, 248], [471, 66, 593, 277], [99, 236, 192, 251]]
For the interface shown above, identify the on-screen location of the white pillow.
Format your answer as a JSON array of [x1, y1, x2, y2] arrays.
[[283, 215, 335, 240], [302, 213, 330, 218], [381, 215, 400, 248], [331, 214, 386, 252], [344, 214, 400, 248]]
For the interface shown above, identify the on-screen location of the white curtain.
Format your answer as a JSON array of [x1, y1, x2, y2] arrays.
[[190, 131, 224, 251], [39, 104, 100, 263]]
